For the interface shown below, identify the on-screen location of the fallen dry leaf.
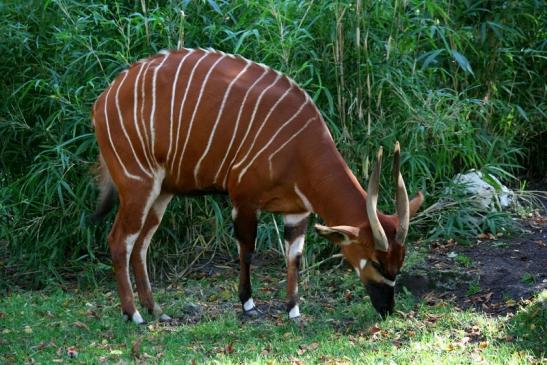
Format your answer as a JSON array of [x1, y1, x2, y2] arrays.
[[67, 346, 78, 358], [131, 339, 141, 359], [74, 321, 89, 330]]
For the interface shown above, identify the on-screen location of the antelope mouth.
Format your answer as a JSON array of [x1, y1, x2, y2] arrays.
[[365, 282, 395, 318]]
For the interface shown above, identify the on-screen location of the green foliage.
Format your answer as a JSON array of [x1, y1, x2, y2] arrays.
[[1, 0, 545, 286]]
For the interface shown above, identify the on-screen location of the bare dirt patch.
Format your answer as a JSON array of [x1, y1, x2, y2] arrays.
[[399, 206, 546, 314]]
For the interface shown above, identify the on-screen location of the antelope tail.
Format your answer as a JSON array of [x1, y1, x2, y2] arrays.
[[89, 153, 117, 224]]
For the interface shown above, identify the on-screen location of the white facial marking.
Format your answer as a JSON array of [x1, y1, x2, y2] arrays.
[[194, 60, 252, 184], [283, 213, 310, 226], [132, 310, 145, 324], [288, 235, 305, 260], [268, 116, 316, 179], [383, 278, 396, 287], [360, 259, 368, 270], [294, 184, 314, 212], [243, 298, 255, 311], [177, 54, 228, 181], [288, 305, 300, 319], [236, 103, 312, 183], [231, 207, 238, 221]]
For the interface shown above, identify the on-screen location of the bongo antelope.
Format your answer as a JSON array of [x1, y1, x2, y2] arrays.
[[91, 48, 424, 324]]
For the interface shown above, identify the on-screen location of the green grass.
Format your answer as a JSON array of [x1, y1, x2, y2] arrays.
[[1, 265, 544, 364]]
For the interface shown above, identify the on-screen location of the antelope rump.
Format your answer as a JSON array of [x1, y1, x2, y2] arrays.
[[91, 48, 424, 324]]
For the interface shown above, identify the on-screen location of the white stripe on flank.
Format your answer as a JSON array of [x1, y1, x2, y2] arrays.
[[176, 54, 228, 181], [215, 68, 270, 187], [170, 51, 211, 175], [268, 115, 316, 178], [236, 104, 312, 183], [115, 68, 152, 178], [103, 78, 142, 181], [133, 62, 155, 172], [149, 53, 170, 164], [232, 83, 295, 170], [230, 74, 282, 171], [295, 184, 314, 212], [167, 50, 195, 166], [193, 60, 252, 185], [140, 61, 154, 167]]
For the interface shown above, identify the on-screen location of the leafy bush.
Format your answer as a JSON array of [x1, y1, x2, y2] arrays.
[[1, 0, 544, 287]]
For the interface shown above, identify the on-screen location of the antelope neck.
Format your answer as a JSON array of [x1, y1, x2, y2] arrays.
[[298, 146, 369, 227]]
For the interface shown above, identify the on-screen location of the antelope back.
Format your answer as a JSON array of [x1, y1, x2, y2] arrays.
[[92, 48, 323, 194]]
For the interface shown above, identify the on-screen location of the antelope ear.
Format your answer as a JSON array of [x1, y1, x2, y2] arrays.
[[315, 224, 359, 245], [409, 191, 424, 218]]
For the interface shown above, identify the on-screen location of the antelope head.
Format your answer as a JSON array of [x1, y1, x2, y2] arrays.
[[316, 142, 424, 317]]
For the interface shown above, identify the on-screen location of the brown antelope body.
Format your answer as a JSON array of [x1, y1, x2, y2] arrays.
[[92, 48, 423, 324]]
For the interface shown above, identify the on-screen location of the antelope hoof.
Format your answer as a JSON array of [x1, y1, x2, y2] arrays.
[[288, 305, 300, 320], [289, 315, 302, 325], [124, 311, 147, 325], [243, 307, 261, 317], [159, 313, 172, 322], [242, 298, 260, 317]]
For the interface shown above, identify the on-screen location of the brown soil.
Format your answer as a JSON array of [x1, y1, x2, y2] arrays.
[[399, 202, 547, 314]]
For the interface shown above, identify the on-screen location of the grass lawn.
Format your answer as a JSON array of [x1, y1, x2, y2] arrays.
[[1, 260, 545, 364]]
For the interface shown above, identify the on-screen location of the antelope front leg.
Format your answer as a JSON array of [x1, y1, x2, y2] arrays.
[[283, 213, 309, 319], [130, 193, 172, 322], [232, 205, 259, 316]]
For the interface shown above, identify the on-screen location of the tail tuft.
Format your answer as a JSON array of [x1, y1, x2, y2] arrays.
[[88, 154, 117, 224]]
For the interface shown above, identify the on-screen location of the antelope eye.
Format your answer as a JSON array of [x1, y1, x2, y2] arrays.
[[371, 261, 396, 281]]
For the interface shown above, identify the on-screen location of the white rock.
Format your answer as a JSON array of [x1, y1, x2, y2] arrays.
[[452, 170, 514, 210]]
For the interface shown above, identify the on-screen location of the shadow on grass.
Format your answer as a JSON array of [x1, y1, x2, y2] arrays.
[[501, 291, 546, 357]]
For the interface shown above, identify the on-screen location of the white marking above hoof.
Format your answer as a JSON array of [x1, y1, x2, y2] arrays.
[[288, 305, 300, 319], [243, 298, 255, 312], [132, 311, 145, 325]]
